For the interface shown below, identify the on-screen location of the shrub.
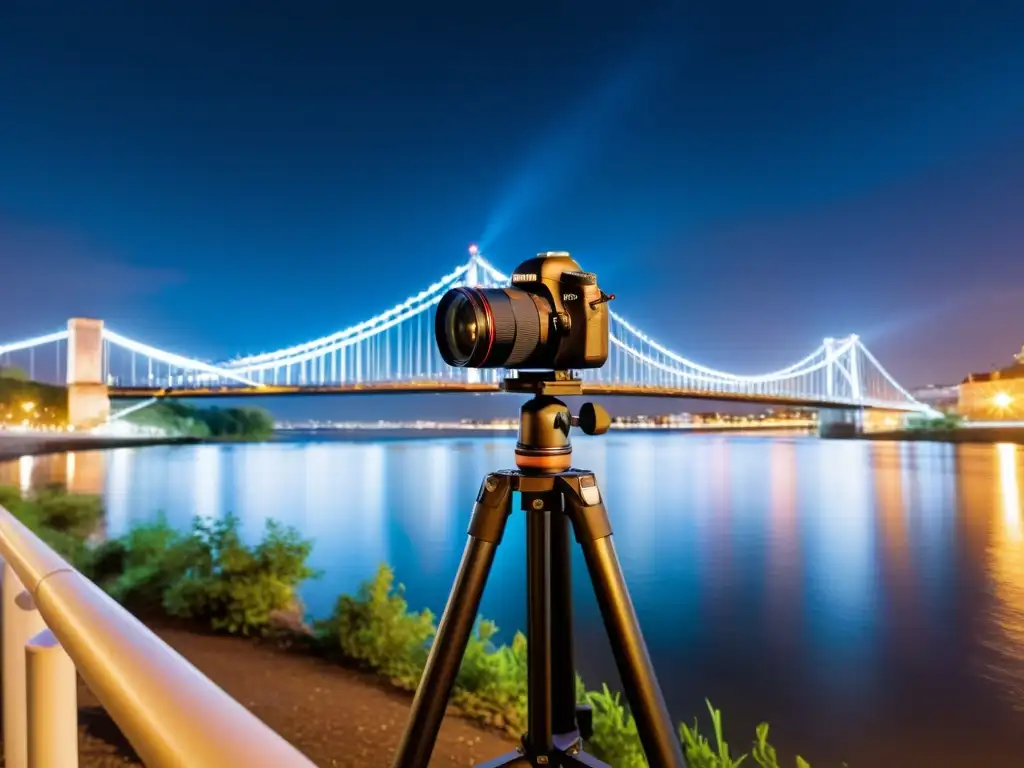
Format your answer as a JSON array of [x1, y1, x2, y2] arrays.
[[163, 515, 317, 636], [450, 621, 528, 732], [124, 402, 274, 440], [320, 564, 436, 685], [583, 684, 646, 767], [0, 485, 99, 567], [84, 518, 200, 611], [31, 485, 104, 537], [906, 412, 964, 431], [0, 485, 22, 510]]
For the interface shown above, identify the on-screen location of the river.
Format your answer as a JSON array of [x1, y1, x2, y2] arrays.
[[2, 431, 1023, 767]]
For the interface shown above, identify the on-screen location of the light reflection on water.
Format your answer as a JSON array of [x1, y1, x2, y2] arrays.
[[984, 444, 1024, 712], [2, 432, 1024, 767]]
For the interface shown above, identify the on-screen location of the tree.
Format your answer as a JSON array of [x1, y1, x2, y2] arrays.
[[0, 366, 28, 381]]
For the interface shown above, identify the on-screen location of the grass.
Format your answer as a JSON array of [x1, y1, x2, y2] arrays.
[[0, 485, 817, 767]]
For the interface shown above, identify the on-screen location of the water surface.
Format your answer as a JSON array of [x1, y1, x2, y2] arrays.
[[3, 432, 1023, 767]]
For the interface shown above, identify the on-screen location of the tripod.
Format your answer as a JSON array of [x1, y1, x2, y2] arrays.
[[393, 373, 686, 768]]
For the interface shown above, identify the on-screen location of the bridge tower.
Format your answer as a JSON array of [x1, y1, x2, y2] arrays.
[[824, 337, 836, 399], [848, 334, 861, 401], [66, 318, 110, 429]]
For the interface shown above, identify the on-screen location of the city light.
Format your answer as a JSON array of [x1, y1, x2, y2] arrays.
[[993, 392, 1013, 409], [20, 401, 36, 413]]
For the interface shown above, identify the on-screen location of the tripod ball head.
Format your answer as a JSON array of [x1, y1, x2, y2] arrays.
[[576, 402, 611, 435], [552, 402, 612, 437], [516, 396, 611, 473]]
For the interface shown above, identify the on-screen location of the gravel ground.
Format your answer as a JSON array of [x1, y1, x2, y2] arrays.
[[17, 626, 517, 767]]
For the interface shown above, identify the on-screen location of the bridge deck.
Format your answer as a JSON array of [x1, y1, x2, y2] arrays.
[[109, 381, 908, 411]]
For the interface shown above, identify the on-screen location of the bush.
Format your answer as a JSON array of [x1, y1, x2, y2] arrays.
[[124, 402, 274, 440], [31, 485, 104, 538], [163, 515, 317, 636], [450, 621, 528, 731], [1, 487, 314, 637], [906, 412, 964, 431], [0, 485, 101, 567], [319, 564, 436, 685], [84, 518, 200, 610]]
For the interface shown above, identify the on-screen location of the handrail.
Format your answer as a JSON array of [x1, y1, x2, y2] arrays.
[[0, 504, 317, 768]]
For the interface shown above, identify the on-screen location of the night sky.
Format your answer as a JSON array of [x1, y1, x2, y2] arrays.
[[2, 1, 1023, 419]]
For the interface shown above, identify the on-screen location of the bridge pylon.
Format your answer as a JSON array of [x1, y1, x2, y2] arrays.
[[66, 318, 110, 429], [464, 250, 482, 385], [824, 337, 836, 399]]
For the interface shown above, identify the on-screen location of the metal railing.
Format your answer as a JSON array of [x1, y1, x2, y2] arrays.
[[0, 504, 317, 768]]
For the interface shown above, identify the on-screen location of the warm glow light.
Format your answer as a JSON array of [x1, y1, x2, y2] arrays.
[[994, 392, 1014, 409], [997, 443, 1022, 543], [20, 401, 36, 413]]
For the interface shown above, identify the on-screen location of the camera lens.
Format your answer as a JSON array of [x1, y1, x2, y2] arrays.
[[446, 292, 481, 361], [435, 286, 543, 368]]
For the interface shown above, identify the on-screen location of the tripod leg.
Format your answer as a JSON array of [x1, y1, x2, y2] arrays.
[[559, 473, 688, 768], [392, 473, 514, 768]]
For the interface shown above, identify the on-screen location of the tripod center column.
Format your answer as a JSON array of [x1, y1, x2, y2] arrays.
[[522, 489, 556, 753]]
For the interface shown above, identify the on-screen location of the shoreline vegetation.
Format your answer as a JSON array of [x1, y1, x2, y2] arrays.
[[120, 401, 275, 440], [0, 367, 275, 442], [0, 484, 815, 768]]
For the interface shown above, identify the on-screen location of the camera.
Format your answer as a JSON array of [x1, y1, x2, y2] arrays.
[[434, 252, 614, 370]]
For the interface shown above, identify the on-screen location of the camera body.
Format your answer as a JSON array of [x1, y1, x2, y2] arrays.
[[508, 253, 609, 370], [435, 252, 612, 371]]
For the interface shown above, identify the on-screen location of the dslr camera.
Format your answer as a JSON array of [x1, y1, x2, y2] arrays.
[[434, 252, 614, 371]]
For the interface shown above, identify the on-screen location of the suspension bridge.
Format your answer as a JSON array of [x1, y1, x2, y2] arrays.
[[0, 250, 930, 427]]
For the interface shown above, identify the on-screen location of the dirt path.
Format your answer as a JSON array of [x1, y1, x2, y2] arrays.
[[66, 627, 516, 767]]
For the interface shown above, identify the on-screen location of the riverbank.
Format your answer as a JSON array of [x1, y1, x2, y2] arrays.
[[69, 622, 516, 767], [0, 485, 815, 768], [844, 426, 1024, 444], [0, 432, 201, 460]]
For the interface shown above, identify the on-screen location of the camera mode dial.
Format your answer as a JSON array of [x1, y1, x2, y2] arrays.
[[562, 270, 597, 286]]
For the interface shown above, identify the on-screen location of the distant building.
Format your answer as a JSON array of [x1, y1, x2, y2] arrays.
[[958, 345, 1024, 420], [910, 384, 960, 411]]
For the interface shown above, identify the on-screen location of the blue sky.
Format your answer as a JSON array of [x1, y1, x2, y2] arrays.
[[1, 0, 1023, 419]]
